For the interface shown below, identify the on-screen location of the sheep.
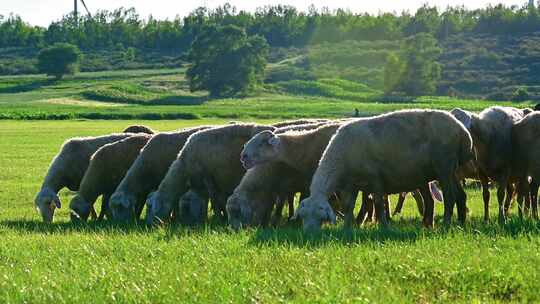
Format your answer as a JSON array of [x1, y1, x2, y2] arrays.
[[240, 123, 347, 219], [227, 162, 306, 229], [146, 123, 275, 225], [295, 109, 474, 231], [122, 125, 156, 134], [272, 118, 329, 128], [69, 134, 153, 222], [109, 126, 213, 222], [511, 112, 540, 219], [35, 133, 134, 223], [469, 106, 525, 224]]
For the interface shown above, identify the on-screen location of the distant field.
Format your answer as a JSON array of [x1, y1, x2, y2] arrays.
[[0, 68, 535, 121], [1, 120, 540, 303]]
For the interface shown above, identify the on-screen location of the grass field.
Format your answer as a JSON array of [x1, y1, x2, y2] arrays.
[[1, 120, 540, 303]]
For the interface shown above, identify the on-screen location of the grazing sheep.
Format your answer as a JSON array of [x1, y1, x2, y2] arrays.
[[35, 133, 134, 223], [512, 112, 540, 219], [122, 125, 156, 134], [176, 190, 209, 225], [69, 134, 153, 222], [109, 126, 213, 221], [146, 123, 275, 224], [272, 119, 329, 128], [241, 123, 347, 219], [295, 110, 474, 231], [469, 106, 524, 223], [227, 162, 306, 229]]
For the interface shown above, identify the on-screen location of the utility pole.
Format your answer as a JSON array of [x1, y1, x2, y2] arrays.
[[73, 0, 78, 21]]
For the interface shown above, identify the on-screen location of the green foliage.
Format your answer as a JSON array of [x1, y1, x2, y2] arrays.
[[513, 87, 530, 101], [186, 25, 269, 97], [389, 33, 442, 96], [37, 43, 81, 79], [383, 53, 404, 94]]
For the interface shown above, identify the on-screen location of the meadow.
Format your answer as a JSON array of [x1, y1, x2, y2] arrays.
[[1, 120, 540, 303], [1, 69, 540, 302]]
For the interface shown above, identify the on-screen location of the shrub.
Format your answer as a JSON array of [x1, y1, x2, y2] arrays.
[[37, 43, 81, 79]]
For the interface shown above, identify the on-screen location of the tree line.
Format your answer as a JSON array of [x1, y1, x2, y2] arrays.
[[2, 2, 540, 51]]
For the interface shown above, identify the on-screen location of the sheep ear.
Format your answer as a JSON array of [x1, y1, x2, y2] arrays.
[[53, 196, 61, 209], [267, 135, 280, 148]]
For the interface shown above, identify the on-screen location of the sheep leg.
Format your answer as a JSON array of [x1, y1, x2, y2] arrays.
[[454, 178, 467, 224], [211, 192, 228, 222], [383, 195, 391, 221], [372, 192, 388, 227], [531, 178, 539, 220], [98, 194, 111, 221], [439, 175, 456, 225], [340, 189, 358, 229], [356, 191, 372, 225], [497, 176, 509, 225], [480, 173, 490, 222], [287, 193, 296, 220], [412, 190, 424, 216], [504, 183, 516, 216], [272, 195, 286, 226], [419, 183, 434, 228], [393, 192, 406, 216]]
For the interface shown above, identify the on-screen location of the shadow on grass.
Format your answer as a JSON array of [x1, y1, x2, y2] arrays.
[[248, 216, 540, 247], [0, 79, 57, 93], [2, 215, 540, 246], [0, 214, 230, 237]]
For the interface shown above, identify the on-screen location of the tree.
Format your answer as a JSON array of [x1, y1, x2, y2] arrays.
[[389, 33, 441, 96], [383, 52, 404, 94], [37, 43, 81, 79], [186, 25, 269, 97]]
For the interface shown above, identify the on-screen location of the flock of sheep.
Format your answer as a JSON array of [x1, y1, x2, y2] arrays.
[[34, 106, 540, 231]]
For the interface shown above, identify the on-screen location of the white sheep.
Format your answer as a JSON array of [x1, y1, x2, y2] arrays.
[[295, 109, 474, 231], [35, 133, 134, 223]]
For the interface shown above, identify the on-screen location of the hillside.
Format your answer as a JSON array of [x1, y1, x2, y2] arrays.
[[5, 30, 539, 102], [266, 32, 540, 101]]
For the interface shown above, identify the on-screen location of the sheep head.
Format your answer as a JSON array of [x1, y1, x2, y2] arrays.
[[241, 131, 281, 170], [34, 188, 61, 223], [109, 192, 137, 222], [295, 196, 336, 232], [69, 194, 92, 222], [145, 191, 173, 225], [177, 190, 207, 226], [226, 192, 253, 230]]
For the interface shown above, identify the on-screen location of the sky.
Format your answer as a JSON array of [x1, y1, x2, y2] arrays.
[[0, 0, 530, 27]]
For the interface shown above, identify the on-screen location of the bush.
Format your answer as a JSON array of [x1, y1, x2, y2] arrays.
[[37, 43, 81, 79]]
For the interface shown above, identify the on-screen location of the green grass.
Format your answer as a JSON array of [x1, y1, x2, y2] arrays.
[[1, 120, 540, 302], [0, 68, 535, 121]]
